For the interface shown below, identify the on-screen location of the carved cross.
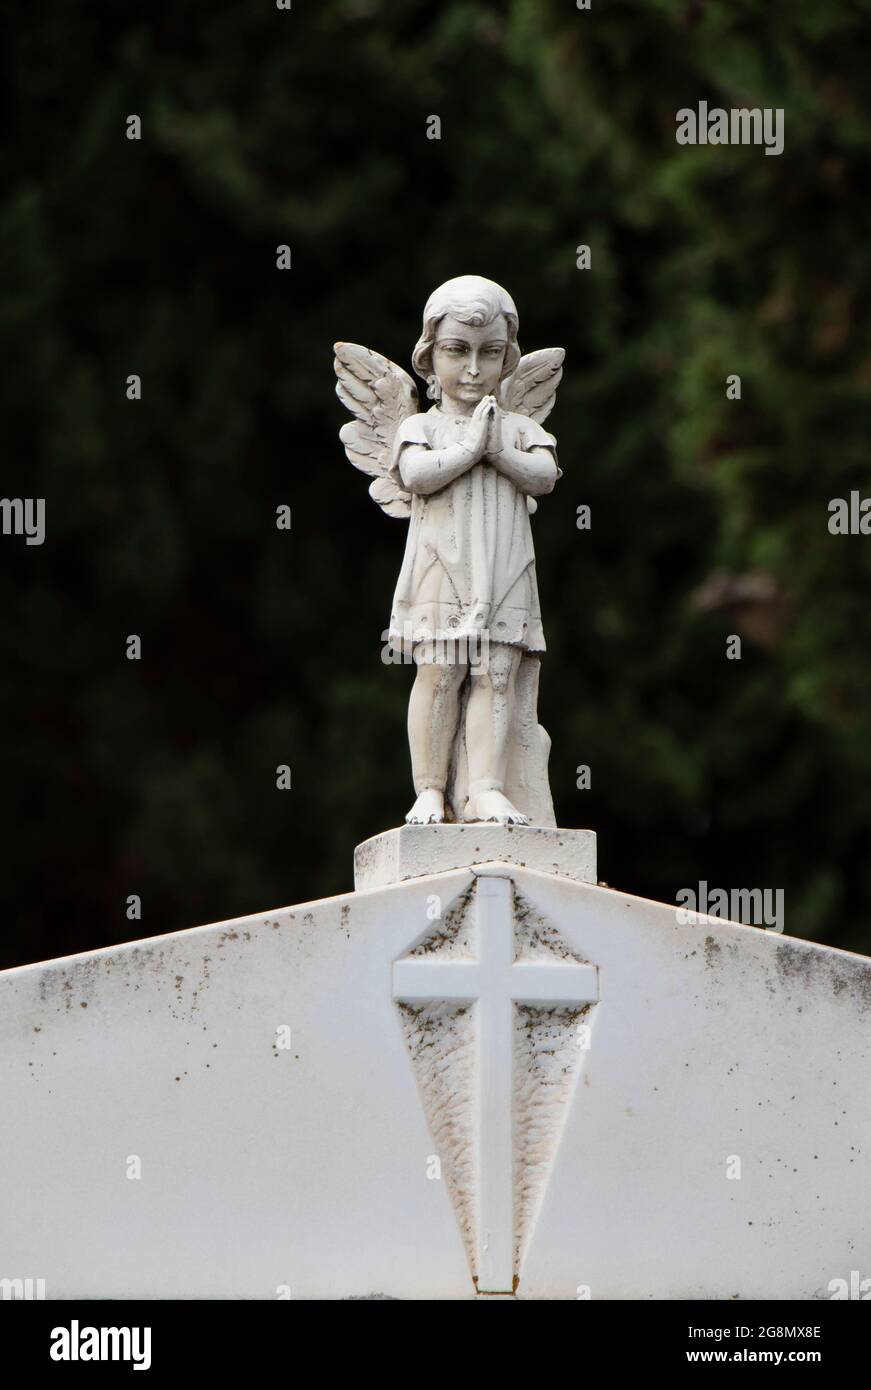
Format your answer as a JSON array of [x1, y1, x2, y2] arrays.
[[393, 874, 598, 1293]]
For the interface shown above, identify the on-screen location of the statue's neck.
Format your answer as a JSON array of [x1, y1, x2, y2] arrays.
[[436, 399, 474, 419]]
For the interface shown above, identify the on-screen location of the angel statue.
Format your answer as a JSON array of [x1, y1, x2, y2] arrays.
[[334, 274, 564, 827]]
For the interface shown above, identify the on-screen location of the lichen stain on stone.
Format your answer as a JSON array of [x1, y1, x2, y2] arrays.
[[32, 935, 225, 1024], [702, 934, 743, 973], [774, 941, 871, 1013], [703, 936, 721, 967], [514, 1000, 595, 1269], [396, 998, 476, 1271], [701, 928, 871, 1016], [410, 885, 474, 957], [37, 955, 112, 1011], [514, 887, 585, 962]]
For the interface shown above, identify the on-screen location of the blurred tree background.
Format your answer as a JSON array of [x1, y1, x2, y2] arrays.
[[2, 0, 871, 968]]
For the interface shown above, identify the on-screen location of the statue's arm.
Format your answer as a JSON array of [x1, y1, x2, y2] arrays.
[[488, 444, 559, 497], [398, 441, 479, 496]]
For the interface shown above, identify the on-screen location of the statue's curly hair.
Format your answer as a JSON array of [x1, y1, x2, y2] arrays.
[[412, 275, 521, 386]]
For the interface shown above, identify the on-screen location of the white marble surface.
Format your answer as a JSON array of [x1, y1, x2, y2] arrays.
[[1, 859, 869, 1299]]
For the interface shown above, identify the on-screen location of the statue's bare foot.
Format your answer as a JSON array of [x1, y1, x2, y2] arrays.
[[465, 790, 530, 825], [406, 788, 445, 824]]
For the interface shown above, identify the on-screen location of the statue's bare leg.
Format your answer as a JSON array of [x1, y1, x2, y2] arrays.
[[464, 642, 529, 824], [406, 649, 468, 823]]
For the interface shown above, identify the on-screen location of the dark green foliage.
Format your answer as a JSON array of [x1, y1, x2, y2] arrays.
[[2, 0, 870, 965]]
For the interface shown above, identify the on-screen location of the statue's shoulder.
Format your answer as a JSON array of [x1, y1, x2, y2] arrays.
[[395, 410, 433, 445], [503, 410, 556, 447]]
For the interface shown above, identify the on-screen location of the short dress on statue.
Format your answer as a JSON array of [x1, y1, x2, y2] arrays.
[[387, 407, 558, 657]]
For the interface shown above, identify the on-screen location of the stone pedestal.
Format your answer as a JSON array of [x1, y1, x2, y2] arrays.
[[354, 823, 597, 891]]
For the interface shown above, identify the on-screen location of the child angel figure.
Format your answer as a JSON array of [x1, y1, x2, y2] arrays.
[[335, 275, 564, 826]]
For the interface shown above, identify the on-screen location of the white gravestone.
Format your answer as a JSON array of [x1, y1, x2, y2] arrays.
[[1, 827, 869, 1300]]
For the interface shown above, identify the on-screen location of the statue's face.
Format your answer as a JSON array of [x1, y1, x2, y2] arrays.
[[432, 314, 508, 406]]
